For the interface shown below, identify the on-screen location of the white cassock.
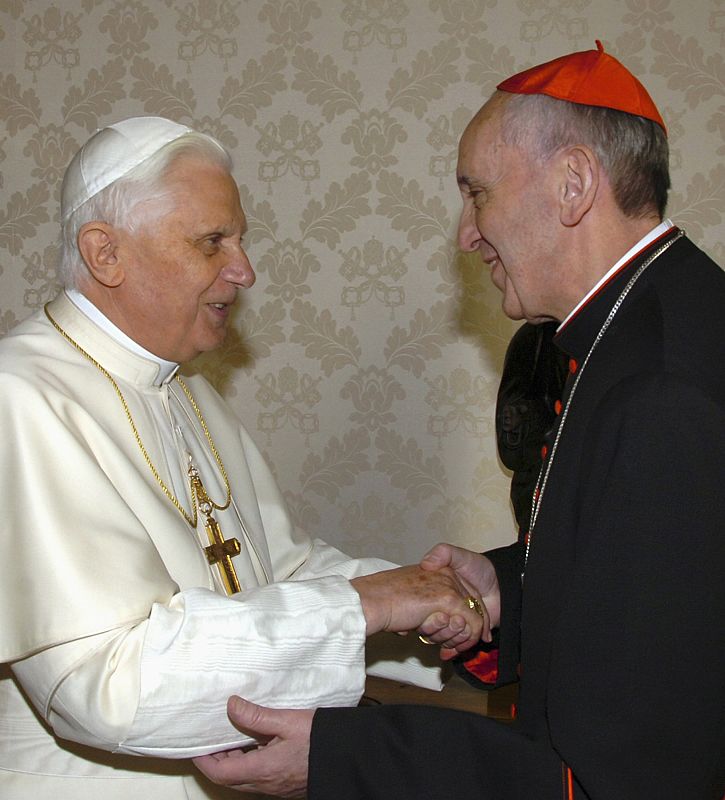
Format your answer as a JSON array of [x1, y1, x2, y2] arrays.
[[0, 291, 443, 799]]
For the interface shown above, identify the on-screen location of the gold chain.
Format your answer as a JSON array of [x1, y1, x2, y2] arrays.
[[44, 304, 231, 528]]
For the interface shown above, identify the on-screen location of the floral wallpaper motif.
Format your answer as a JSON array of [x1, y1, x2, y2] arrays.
[[1, 0, 723, 564]]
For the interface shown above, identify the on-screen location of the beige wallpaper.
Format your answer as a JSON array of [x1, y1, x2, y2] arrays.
[[1, 0, 723, 564]]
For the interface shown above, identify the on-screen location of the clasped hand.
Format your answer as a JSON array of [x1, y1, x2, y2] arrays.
[[350, 561, 490, 657], [194, 545, 498, 797]]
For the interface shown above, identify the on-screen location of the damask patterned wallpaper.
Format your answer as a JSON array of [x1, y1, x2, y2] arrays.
[[1, 0, 723, 564]]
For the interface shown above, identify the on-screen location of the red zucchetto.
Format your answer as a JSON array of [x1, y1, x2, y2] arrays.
[[497, 40, 666, 134]]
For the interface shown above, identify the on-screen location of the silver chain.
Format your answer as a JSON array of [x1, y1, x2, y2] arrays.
[[522, 229, 685, 580]]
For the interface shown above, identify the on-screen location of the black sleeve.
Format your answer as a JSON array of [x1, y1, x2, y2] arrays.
[[485, 541, 523, 684], [309, 705, 565, 800], [453, 541, 523, 689]]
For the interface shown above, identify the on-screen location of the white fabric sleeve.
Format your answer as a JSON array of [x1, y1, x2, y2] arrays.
[[13, 539, 442, 760], [289, 537, 398, 580], [14, 576, 367, 759], [290, 539, 446, 691]]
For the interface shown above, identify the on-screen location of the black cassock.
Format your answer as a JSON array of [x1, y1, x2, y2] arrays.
[[309, 230, 725, 800]]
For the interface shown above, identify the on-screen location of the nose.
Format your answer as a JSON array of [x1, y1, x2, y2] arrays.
[[221, 244, 256, 289], [457, 203, 480, 253]]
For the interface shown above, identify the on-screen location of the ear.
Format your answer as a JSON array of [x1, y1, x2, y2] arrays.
[[559, 145, 598, 227], [77, 222, 125, 288]]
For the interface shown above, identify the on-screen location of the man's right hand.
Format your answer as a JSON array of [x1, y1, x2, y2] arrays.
[[350, 564, 489, 655], [420, 543, 501, 629], [193, 697, 312, 798]]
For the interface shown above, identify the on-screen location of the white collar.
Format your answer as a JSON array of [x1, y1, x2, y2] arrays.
[[66, 288, 179, 385], [558, 219, 675, 331]]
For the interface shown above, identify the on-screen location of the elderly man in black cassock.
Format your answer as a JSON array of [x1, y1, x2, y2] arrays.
[[194, 42, 725, 800]]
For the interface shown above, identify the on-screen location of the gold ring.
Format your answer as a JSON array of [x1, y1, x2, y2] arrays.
[[466, 595, 485, 618], [418, 634, 436, 645]]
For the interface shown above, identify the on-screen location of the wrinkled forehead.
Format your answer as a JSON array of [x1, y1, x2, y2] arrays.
[[468, 92, 509, 137], [457, 96, 508, 173], [163, 158, 245, 217]]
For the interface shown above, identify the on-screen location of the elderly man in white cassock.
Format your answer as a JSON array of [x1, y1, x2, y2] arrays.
[[0, 118, 490, 799]]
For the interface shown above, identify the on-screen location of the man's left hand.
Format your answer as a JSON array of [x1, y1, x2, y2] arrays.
[[193, 696, 312, 797]]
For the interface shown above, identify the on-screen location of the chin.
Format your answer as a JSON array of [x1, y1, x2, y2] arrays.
[[196, 333, 228, 358], [501, 300, 526, 321]]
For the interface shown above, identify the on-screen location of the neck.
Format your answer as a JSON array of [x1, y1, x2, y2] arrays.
[[559, 219, 675, 330], [66, 287, 179, 383], [556, 211, 662, 320]]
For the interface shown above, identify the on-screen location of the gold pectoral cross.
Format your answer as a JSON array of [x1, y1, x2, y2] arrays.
[[203, 510, 242, 595], [190, 466, 241, 596]]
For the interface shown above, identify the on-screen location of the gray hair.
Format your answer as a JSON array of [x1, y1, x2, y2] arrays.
[[58, 133, 233, 289], [498, 91, 670, 220]]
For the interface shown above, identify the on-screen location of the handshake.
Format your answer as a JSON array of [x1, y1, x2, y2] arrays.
[[194, 542, 500, 796], [350, 542, 499, 658]]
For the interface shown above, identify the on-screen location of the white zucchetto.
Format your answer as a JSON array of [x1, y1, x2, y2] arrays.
[[60, 116, 224, 222]]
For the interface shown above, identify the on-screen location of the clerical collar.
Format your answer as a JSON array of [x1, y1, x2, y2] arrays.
[[65, 288, 179, 386], [558, 219, 675, 332]]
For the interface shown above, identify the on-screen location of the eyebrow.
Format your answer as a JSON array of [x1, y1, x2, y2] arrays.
[[457, 175, 485, 193], [191, 224, 245, 247]]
